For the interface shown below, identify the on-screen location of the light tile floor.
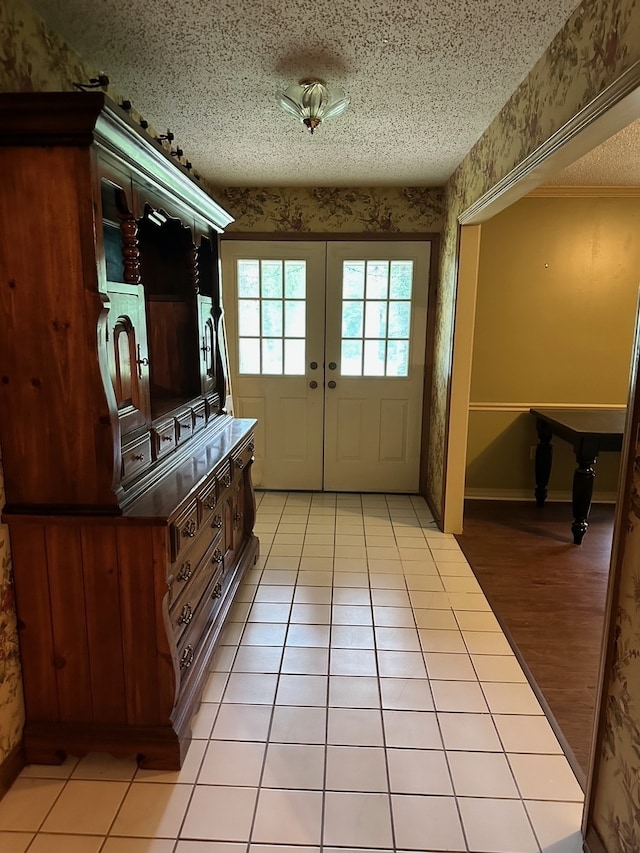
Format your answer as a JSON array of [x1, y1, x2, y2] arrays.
[[0, 492, 585, 853]]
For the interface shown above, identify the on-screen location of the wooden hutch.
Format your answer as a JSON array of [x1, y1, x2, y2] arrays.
[[0, 92, 258, 768]]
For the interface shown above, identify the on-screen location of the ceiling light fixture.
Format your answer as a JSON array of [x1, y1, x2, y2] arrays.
[[276, 79, 350, 134]]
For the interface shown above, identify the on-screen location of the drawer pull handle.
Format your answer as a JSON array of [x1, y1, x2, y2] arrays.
[[205, 498, 216, 511], [212, 514, 223, 529], [162, 434, 173, 442], [236, 458, 245, 470], [223, 474, 231, 487], [177, 561, 192, 582], [249, 439, 255, 452], [180, 644, 194, 669], [179, 603, 193, 625], [131, 453, 145, 461], [212, 548, 223, 564], [182, 519, 197, 538], [212, 582, 222, 599], [233, 510, 242, 529]]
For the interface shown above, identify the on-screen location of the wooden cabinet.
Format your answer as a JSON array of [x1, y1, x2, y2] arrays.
[[0, 92, 258, 769]]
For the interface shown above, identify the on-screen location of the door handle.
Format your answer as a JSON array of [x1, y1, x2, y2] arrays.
[[327, 380, 336, 389], [309, 380, 318, 389]]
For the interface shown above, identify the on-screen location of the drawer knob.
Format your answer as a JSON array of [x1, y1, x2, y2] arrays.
[[212, 514, 223, 529], [249, 439, 255, 452], [180, 644, 194, 669], [236, 458, 245, 470], [178, 603, 193, 625], [212, 548, 223, 564], [177, 561, 192, 582], [223, 474, 232, 487], [212, 582, 222, 599], [182, 520, 197, 538], [205, 498, 216, 511]]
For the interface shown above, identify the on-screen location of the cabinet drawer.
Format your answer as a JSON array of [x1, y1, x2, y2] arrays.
[[170, 535, 224, 643], [170, 500, 200, 562], [205, 392, 221, 421], [197, 477, 221, 527], [217, 460, 232, 492], [176, 410, 194, 445], [168, 522, 215, 605], [192, 400, 207, 434], [177, 568, 226, 679], [153, 418, 176, 460], [232, 439, 254, 475], [121, 433, 152, 483]]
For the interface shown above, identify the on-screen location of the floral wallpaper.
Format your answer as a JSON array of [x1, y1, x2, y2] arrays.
[[592, 469, 640, 851], [221, 186, 443, 233]]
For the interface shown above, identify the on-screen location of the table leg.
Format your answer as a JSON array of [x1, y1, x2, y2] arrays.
[[534, 420, 553, 507], [571, 452, 597, 544]]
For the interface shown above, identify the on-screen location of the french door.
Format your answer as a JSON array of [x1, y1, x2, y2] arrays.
[[221, 240, 430, 492]]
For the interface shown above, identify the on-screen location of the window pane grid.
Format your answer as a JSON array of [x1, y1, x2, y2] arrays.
[[341, 259, 413, 377], [237, 259, 306, 375]]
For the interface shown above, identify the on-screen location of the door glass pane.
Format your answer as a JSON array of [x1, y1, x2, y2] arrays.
[[284, 339, 305, 375], [365, 301, 387, 338], [285, 300, 305, 337], [262, 300, 283, 336], [364, 339, 386, 375], [262, 338, 283, 374], [285, 261, 306, 298], [261, 260, 283, 297], [238, 260, 260, 297], [389, 261, 413, 298], [239, 338, 260, 373], [237, 258, 307, 375], [238, 299, 260, 336], [343, 262, 365, 298], [387, 340, 409, 376], [342, 301, 364, 338], [340, 257, 413, 377], [341, 339, 362, 376], [388, 301, 411, 338], [366, 261, 389, 299]]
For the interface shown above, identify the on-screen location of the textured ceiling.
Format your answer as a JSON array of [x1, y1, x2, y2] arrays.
[[545, 118, 640, 186], [29, 0, 581, 187]]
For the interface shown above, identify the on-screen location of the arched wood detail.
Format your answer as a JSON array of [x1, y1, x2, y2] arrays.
[[112, 314, 139, 410]]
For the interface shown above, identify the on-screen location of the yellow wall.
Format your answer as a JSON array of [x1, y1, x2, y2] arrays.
[[465, 195, 640, 498]]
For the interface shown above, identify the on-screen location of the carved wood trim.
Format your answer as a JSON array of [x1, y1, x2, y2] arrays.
[[120, 216, 141, 284]]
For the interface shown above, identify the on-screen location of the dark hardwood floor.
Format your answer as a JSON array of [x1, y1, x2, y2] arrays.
[[455, 499, 614, 782]]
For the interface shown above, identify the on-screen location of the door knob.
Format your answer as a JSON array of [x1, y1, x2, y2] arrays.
[[328, 362, 337, 370], [327, 380, 337, 389], [309, 380, 318, 389], [310, 361, 318, 370]]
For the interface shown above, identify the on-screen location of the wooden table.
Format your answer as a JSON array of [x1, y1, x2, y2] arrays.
[[530, 407, 625, 544]]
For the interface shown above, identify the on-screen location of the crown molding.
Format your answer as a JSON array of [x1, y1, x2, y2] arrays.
[[527, 185, 640, 197]]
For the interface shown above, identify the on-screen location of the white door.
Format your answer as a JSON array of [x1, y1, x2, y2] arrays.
[[324, 242, 429, 491], [221, 240, 430, 492]]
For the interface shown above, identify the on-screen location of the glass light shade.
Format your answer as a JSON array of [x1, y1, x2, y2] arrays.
[[276, 80, 350, 133]]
